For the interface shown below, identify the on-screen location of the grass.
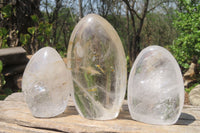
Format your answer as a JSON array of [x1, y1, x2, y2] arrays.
[[185, 83, 200, 93], [0, 94, 7, 100]]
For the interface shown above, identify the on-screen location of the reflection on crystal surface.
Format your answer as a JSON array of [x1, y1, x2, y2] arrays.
[[128, 45, 184, 125], [22, 47, 71, 118], [67, 14, 127, 120]]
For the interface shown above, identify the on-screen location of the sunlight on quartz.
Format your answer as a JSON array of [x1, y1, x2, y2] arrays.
[[67, 14, 127, 120], [22, 47, 72, 118], [128, 45, 184, 125]]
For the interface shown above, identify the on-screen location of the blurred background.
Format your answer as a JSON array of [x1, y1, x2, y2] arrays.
[[0, 0, 199, 101]]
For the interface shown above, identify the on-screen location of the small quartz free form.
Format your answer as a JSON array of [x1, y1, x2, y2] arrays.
[[22, 47, 72, 118], [128, 45, 184, 125]]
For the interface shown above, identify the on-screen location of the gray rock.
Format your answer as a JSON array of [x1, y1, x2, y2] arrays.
[[189, 84, 200, 106], [184, 63, 197, 87]]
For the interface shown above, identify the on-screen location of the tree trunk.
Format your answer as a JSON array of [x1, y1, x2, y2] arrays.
[[79, 0, 83, 19], [52, 0, 62, 46], [123, 0, 149, 65], [133, 35, 141, 61], [126, 5, 129, 56]]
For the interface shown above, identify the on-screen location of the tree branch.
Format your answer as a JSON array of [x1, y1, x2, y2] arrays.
[[122, 0, 137, 34], [137, 0, 149, 35], [123, 0, 141, 20], [147, 0, 169, 13], [45, 0, 50, 21]]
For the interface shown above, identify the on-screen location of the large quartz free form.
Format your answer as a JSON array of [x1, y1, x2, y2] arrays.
[[22, 47, 71, 118], [67, 14, 127, 120], [128, 46, 184, 125]]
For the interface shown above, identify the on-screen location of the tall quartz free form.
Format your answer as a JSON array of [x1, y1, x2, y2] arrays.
[[67, 14, 127, 120], [22, 47, 71, 118], [128, 45, 184, 125]]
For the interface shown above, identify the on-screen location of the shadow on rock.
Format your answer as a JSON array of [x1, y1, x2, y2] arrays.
[[176, 113, 196, 125]]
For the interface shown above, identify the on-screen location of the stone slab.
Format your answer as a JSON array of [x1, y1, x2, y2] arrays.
[[0, 47, 26, 57], [0, 47, 28, 66], [0, 93, 200, 133]]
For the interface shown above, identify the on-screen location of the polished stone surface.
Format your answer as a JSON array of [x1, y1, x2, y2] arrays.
[[22, 47, 71, 118], [128, 45, 184, 125], [67, 14, 127, 120]]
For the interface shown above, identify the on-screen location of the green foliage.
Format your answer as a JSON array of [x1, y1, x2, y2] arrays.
[[0, 60, 3, 73], [185, 83, 200, 93], [3, 88, 12, 95], [170, 0, 200, 69], [0, 27, 9, 48], [0, 60, 11, 100], [126, 55, 131, 73], [28, 27, 36, 35], [1, 4, 12, 18], [142, 11, 178, 48], [20, 34, 30, 46], [31, 15, 39, 23], [0, 88, 12, 100], [0, 95, 7, 100], [0, 60, 6, 90], [20, 15, 53, 47], [20, 10, 73, 55], [0, 27, 8, 37]]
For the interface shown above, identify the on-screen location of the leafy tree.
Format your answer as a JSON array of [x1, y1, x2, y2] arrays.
[[141, 7, 178, 48], [20, 15, 53, 53], [0, 0, 41, 52], [0, 60, 6, 100], [170, 0, 200, 70], [0, 60, 5, 89]]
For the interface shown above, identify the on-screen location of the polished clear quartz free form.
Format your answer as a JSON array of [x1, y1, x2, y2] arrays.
[[128, 45, 184, 125], [22, 47, 71, 118], [67, 14, 127, 120]]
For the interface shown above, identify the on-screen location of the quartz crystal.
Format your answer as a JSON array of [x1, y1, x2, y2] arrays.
[[22, 47, 71, 118], [67, 14, 127, 120], [128, 45, 184, 125]]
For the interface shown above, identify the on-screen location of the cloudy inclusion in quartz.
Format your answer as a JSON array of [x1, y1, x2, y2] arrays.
[[128, 46, 184, 125]]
